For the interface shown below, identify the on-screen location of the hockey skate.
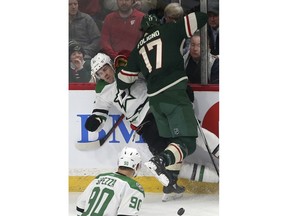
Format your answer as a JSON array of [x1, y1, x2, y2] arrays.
[[144, 156, 172, 187], [162, 183, 185, 202]]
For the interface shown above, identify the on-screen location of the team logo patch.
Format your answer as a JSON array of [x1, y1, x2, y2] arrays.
[[114, 88, 135, 111], [173, 128, 180, 135]]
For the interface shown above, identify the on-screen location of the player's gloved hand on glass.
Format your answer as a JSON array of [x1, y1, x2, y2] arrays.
[[85, 115, 101, 132]]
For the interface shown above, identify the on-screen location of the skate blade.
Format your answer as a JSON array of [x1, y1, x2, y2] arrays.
[[162, 193, 184, 202], [145, 161, 169, 186]]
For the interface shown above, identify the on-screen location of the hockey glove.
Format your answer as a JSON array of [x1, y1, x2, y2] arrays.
[[186, 86, 194, 102], [114, 50, 130, 69], [85, 115, 101, 132], [114, 55, 128, 69]]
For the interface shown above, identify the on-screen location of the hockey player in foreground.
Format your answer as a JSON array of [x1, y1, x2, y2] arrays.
[[85, 52, 186, 202], [76, 147, 144, 216], [116, 13, 208, 187]]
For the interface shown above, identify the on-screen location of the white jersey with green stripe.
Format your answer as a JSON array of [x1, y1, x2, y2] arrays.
[[76, 172, 145, 216], [92, 76, 149, 128]]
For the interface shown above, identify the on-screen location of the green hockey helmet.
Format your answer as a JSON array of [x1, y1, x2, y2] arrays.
[[140, 14, 160, 32]]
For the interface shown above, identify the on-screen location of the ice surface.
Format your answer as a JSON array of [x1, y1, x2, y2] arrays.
[[69, 192, 219, 216]]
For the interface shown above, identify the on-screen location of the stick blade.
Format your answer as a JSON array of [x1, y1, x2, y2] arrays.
[[75, 140, 101, 151]]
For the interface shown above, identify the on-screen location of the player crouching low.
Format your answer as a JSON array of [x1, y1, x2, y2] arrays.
[[76, 147, 144, 216]]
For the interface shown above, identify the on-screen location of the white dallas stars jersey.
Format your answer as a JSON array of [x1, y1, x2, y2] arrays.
[[92, 77, 149, 129], [76, 172, 145, 216]]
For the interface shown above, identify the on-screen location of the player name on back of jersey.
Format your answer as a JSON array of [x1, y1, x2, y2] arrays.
[[96, 176, 116, 187], [137, 30, 160, 48]]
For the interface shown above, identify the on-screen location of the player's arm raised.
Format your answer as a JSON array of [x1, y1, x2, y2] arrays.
[[116, 49, 140, 90], [182, 12, 208, 37]]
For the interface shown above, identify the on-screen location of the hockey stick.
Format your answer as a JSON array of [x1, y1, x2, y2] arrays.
[[194, 114, 219, 177], [75, 114, 125, 150]]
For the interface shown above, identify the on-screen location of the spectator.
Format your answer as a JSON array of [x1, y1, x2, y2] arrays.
[[162, 2, 191, 56], [77, 0, 104, 30], [76, 147, 145, 216], [100, 0, 145, 60], [69, 0, 101, 60], [184, 31, 219, 84], [162, 2, 184, 24], [101, 0, 118, 12], [116, 13, 208, 187], [85, 52, 185, 201], [207, 2, 219, 55], [134, 0, 161, 14], [69, 41, 93, 83], [210, 57, 219, 84], [180, 0, 200, 14]]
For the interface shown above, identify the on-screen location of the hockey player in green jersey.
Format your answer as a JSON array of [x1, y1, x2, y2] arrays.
[[116, 12, 208, 186], [76, 147, 144, 216]]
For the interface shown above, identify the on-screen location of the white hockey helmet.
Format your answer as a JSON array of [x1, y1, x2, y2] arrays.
[[118, 147, 142, 176], [90, 53, 114, 80]]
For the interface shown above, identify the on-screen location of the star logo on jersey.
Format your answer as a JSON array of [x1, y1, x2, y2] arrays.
[[114, 88, 135, 111]]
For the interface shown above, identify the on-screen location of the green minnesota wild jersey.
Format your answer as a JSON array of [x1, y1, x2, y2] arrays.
[[117, 12, 207, 96], [76, 172, 145, 216]]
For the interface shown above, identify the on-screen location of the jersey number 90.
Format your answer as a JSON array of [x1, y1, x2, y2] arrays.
[[82, 187, 142, 215]]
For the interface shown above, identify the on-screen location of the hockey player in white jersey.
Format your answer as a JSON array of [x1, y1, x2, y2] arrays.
[[76, 147, 144, 216], [85, 51, 150, 133]]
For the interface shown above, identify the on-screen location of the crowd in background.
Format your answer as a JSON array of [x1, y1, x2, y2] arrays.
[[71, 2, 219, 213], [69, 0, 219, 84]]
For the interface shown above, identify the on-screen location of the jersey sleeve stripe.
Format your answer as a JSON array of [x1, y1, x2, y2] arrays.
[[169, 143, 184, 163], [92, 109, 109, 121], [147, 76, 188, 97], [120, 69, 138, 77], [118, 70, 138, 84], [92, 108, 109, 115], [184, 13, 198, 37]]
